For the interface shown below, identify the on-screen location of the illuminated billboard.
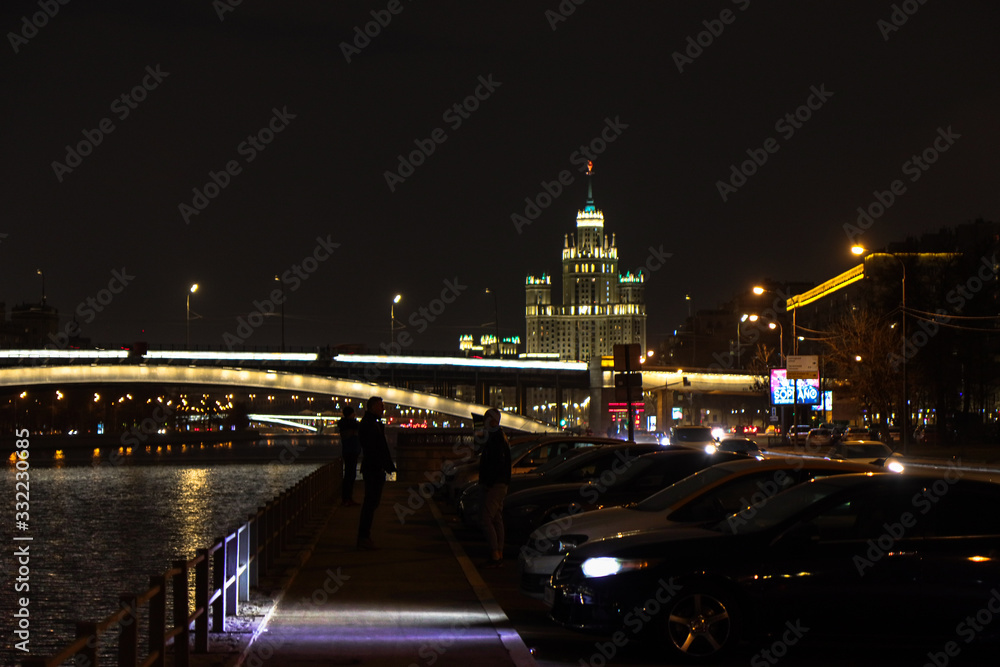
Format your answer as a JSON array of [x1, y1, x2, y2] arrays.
[[770, 368, 821, 405], [812, 390, 833, 412]]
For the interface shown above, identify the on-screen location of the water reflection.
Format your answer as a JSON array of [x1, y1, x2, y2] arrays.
[[0, 460, 321, 663]]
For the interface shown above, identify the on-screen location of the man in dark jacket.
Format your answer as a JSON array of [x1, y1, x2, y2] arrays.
[[356, 396, 396, 549], [478, 407, 511, 567], [337, 406, 361, 506]]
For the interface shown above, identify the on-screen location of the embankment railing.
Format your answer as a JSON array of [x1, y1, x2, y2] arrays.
[[23, 461, 338, 667]]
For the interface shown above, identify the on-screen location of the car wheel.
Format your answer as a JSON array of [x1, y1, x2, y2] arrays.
[[661, 586, 740, 661]]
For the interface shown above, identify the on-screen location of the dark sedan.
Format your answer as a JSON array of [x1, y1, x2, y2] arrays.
[[548, 470, 1000, 661], [502, 448, 747, 544]]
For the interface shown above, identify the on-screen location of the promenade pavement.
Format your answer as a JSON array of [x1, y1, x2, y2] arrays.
[[232, 481, 537, 667]]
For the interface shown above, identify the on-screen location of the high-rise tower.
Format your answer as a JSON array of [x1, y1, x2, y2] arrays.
[[525, 164, 646, 361]]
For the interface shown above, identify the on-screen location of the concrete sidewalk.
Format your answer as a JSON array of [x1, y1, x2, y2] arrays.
[[236, 482, 537, 667]]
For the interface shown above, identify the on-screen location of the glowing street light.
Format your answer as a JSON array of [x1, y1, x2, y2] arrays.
[[36, 268, 46, 304], [736, 314, 759, 368], [186, 283, 199, 348], [768, 321, 785, 365], [390, 293, 402, 343], [274, 275, 285, 352]]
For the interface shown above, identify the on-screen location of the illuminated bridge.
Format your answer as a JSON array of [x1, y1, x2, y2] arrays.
[[0, 349, 767, 433]]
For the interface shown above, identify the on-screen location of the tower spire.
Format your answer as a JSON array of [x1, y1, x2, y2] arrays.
[[585, 160, 595, 212]]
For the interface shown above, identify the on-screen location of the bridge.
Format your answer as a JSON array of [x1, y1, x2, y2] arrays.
[[0, 349, 768, 433]]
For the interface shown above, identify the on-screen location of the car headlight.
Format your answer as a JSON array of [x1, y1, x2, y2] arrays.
[[581, 556, 650, 578], [704, 443, 717, 455], [886, 459, 905, 473], [711, 427, 725, 440]]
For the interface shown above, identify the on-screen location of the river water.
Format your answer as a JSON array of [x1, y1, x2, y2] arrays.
[[1, 442, 325, 665]]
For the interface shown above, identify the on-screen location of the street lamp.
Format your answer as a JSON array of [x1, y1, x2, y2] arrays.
[[852, 245, 908, 453], [186, 283, 199, 349], [752, 285, 791, 354], [736, 314, 758, 369], [390, 293, 402, 342], [768, 321, 784, 366], [274, 275, 284, 352], [485, 287, 500, 357], [36, 269, 46, 305]]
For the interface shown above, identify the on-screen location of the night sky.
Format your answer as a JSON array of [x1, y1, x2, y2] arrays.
[[4, 0, 999, 354]]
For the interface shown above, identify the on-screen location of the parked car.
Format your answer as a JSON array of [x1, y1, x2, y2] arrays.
[[788, 424, 813, 443], [664, 425, 718, 449], [442, 434, 620, 501], [518, 457, 881, 597], [547, 472, 1000, 660], [804, 427, 833, 450], [501, 449, 745, 546], [824, 439, 904, 471], [710, 436, 762, 456], [456, 442, 662, 527]]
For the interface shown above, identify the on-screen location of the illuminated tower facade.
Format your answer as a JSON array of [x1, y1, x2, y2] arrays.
[[525, 165, 646, 361]]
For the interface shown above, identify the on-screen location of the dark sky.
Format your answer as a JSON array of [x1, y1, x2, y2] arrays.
[[4, 0, 999, 353]]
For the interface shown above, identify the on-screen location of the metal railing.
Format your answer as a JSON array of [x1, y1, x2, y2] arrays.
[[23, 462, 338, 667]]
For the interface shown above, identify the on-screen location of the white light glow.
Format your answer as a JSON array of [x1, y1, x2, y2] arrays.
[[582, 557, 622, 578], [0, 350, 128, 359], [147, 351, 318, 361], [335, 354, 587, 371]]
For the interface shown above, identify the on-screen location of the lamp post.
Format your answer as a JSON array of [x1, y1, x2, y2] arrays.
[[852, 245, 908, 454], [752, 285, 788, 356], [390, 294, 402, 343], [274, 275, 285, 352], [485, 287, 500, 357], [186, 283, 199, 349], [768, 321, 784, 366], [36, 269, 46, 305], [736, 314, 758, 369]]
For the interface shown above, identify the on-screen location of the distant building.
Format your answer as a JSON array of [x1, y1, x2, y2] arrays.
[[5, 301, 59, 347], [459, 334, 522, 358], [524, 167, 646, 361]]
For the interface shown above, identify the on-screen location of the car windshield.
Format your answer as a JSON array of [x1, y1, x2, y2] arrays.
[[531, 447, 594, 475], [510, 440, 541, 461], [838, 444, 891, 457], [632, 465, 736, 511], [713, 477, 853, 533], [672, 428, 714, 442]]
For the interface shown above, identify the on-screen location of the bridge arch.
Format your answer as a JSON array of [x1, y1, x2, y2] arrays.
[[0, 365, 560, 433]]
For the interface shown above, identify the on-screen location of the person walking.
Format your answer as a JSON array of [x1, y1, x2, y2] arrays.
[[479, 407, 511, 568], [337, 406, 361, 506], [356, 396, 396, 550]]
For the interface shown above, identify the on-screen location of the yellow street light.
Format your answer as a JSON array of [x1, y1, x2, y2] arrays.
[[390, 294, 402, 343], [187, 283, 200, 348]]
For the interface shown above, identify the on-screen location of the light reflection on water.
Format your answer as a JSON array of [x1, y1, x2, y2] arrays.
[[0, 459, 322, 664]]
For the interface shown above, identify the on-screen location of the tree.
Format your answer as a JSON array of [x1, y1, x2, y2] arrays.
[[746, 342, 776, 393], [823, 308, 900, 434]]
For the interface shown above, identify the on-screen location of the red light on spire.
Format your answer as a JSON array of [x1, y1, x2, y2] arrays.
[[587, 160, 593, 175]]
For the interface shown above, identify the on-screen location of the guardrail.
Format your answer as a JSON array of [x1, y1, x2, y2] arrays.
[[23, 461, 339, 667]]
